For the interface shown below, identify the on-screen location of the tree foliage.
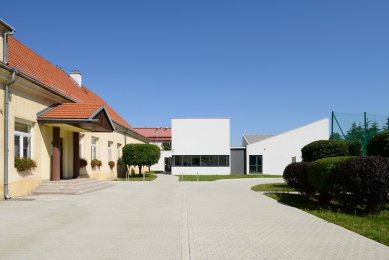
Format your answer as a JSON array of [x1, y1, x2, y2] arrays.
[[122, 144, 160, 174], [161, 142, 171, 151]]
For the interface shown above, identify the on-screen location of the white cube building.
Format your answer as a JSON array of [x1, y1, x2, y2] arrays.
[[171, 118, 230, 175]]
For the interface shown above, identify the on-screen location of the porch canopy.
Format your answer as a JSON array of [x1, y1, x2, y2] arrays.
[[37, 103, 115, 181], [37, 103, 115, 132]]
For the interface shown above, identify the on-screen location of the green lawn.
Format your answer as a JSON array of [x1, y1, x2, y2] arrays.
[[251, 183, 294, 192], [179, 174, 282, 181], [115, 173, 157, 181], [266, 193, 389, 246]]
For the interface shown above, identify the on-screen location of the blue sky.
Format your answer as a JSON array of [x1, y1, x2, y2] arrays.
[[3, 0, 389, 145]]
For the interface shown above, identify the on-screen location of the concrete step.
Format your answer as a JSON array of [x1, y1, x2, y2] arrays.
[[33, 179, 113, 195]]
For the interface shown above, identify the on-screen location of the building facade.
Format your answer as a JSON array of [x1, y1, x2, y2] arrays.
[[244, 119, 329, 175], [171, 118, 230, 175], [0, 20, 148, 199]]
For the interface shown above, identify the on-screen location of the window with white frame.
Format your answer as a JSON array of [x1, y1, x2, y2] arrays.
[[117, 143, 122, 160], [14, 121, 32, 158], [108, 141, 113, 162], [91, 137, 98, 160], [79, 134, 84, 158]]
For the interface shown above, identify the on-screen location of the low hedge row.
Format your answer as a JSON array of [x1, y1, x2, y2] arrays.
[[302, 140, 361, 162], [283, 156, 389, 214]]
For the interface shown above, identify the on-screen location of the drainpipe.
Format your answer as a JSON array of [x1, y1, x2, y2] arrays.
[[4, 70, 16, 199], [3, 24, 16, 199], [4, 28, 15, 64]]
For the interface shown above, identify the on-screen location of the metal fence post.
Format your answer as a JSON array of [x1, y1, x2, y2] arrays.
[[363, 112, 368, 156]]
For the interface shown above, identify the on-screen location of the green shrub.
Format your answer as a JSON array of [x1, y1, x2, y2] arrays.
[[302, 140, 350, 162], [116, 158, 126, 178], [91, 159, 102, 168], [308, 156, 350, 203], [108, 160, 115, 169], [283, 162, 314, 197], [367, 131, 389, 157], [79, 158, 88, 168], [335, 156, 389, 214], [14, 157, 37, 172], [347, 140, 362, 156]]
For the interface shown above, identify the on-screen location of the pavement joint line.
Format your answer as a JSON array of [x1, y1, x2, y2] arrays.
[[182, 190, 191, 260]]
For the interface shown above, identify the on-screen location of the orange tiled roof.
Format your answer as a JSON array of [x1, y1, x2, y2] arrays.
[[39, 103, 103, 119], [7, 36, 133, 130], [133, 128, 171, 141]]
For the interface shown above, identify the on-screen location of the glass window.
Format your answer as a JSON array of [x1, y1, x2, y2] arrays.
[[14, 121, 32, 158], [172, 155, 229, 167], [91, 137, 98, 160], [219, 155, 229, 166], [210, 155, 218, 166], [108, 141, 113, 162], [173, 155, 182, 166], [200, 155, 209, 166], [183, 155, 191, 166], [117, 144, 122, 160], [79, 134, 84, 158], [192, 156, 200, 166], [249, 155, 263, 173], [14, 135, 20, 157]]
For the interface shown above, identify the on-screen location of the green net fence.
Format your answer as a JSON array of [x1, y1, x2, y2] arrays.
[[331, 112, 389, 155]]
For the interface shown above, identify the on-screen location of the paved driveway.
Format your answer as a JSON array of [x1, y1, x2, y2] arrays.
[[0, 174, 388, 259]]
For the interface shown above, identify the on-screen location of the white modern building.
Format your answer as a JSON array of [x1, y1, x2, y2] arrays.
[[171, 118, 230, 175], [244, 118, 329, 175], [170, 118, 329, 176]]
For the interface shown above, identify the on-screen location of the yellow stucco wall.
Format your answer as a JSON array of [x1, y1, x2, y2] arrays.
[[0, 71, 147, 199]]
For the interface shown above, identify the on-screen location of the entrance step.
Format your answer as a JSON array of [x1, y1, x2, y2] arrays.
[[32, 179, 113, 195]]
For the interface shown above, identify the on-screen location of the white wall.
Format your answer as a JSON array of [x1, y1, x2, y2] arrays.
[[172, 167, 230, 175], [150, 150, 172, 172], [246, 119, 329, 175], [172, 118, 230, 175]]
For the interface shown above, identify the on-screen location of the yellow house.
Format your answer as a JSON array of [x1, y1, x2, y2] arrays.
[[0, 20, 148, 199]]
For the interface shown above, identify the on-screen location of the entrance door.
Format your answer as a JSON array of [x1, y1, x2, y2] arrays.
[[164, 157, 171, 172]]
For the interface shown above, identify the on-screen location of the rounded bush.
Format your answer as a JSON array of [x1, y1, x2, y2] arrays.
[[302, 140, 350, 162], [335, 156, 389, 214], [283, 162, 314, 197], [367, 131, 389, 157], [307, 156, 350, 203]]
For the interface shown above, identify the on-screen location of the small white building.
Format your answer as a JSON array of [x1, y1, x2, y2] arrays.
[[133, 127, 172, 172], [244, 118, 329, 175], [171, 118, 230, 175]]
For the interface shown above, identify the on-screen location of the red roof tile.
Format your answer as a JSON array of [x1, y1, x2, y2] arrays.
[[133, 128, 171, 141], [7, 36, 133, 130], [39, 103, 103, 119]]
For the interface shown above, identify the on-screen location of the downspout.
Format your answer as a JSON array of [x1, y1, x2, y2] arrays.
[[3, 28, 16, 199], [4, 70, 16, 199]]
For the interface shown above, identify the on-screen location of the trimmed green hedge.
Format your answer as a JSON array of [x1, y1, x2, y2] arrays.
[[283, 162, 314, 197], [307, 156, 350, 203], [335, 156, 389, 214], [302, 140, 350, 162], [367, 131, 389, 157]]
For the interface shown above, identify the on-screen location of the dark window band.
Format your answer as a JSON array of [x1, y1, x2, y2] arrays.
[[172, 155, 229, 167]]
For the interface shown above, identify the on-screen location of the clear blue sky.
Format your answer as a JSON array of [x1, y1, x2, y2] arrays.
[[3, 0, 389, 145]]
